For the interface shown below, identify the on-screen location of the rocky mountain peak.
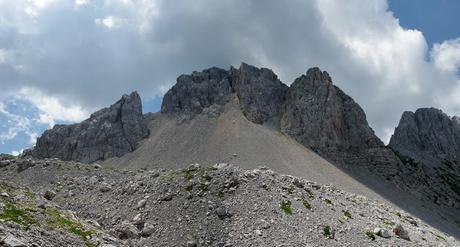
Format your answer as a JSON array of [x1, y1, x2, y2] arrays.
[[281, 68, 383, 156], [26, 91, 149, 163], [389, 107, 460, 166]]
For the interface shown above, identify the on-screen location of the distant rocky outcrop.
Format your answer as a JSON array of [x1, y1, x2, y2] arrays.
[[389, 108, 460, 166], [26, 91, 149, 163], [280, 68, 384, 157], [389, 108, 460, 208]]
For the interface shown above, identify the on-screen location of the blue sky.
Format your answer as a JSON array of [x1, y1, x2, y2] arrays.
[[1, 0, 460, 155]]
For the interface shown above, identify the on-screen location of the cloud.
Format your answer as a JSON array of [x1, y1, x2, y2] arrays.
[[95, 16, 128, 29], [431, 38, 460, 73], [0, 0, 460, 148]]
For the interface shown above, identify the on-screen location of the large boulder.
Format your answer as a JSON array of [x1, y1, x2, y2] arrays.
[[27, 91, 149, 163]]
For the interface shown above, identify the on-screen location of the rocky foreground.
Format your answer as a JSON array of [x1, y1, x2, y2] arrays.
[[0, 157, 457, 246]]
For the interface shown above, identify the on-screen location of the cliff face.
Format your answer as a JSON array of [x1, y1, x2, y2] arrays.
[[280, 68, 383, 153], [161, 63, 398, 168], [389, 108, 460, 208], [28, 92, 149, 163], [389, 108, 460, 166], [161, 63, 288, 123]]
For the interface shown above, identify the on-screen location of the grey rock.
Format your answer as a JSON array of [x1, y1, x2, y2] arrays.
[[393, 224, 410, 240], [374, 228, 392, 238], [2, 235, 26, 247], [186, 240, 197, 247], [280, 68, 382, 156], [161, 63, 288, 124], [231, 63, 288, 124], [43, 190, 56, 201], [0, 160, 11, 168], [140, 223, 155, 237], [215, 206, 231, 219], [115, 221, 139, 240], [136, 199, 147, 209], [389, 108, 460, 167], [26, 92, 149, 163]]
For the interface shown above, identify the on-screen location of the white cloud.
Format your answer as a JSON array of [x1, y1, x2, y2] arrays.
[[15, 87, 88, 127], [75, 0, 90, 7], [95, 16, 127, 29], [0, 102, 32, 144], [11, 149, 23, 156], [24, 0, 57, 17], [1, 0, 460, 148], [431, 38, 460, 73]]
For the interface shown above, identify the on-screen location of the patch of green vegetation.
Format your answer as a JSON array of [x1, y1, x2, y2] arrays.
[[287, 186, 295, 195], [46, 208, 94, 241], [366, 231, 376, 241], [201, 171, 212, 181], [184, 183, 194, 192], [280, 200, 293, 215], [184, 170, 195, 181], [302, 199, 311, 210], [24, 190, 35, 199], [304, 188, 314, 198], [0, 203, 37, 228], [394, 211, 402, 218], [323, 225, 332, 239], [342, 210, 352, 219], [216, 191, 225, 198], [324, 199, 333, 205], [383, 219, 395, 226], [160, 170, 179, 180], [199, 183, 209, 192]]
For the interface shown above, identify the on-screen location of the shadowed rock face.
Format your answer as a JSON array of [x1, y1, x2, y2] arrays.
[[389, 108, 460, 167], [161, 63, 288, 123], [27, 91, 149, 163], [281, 68, 383, 153]]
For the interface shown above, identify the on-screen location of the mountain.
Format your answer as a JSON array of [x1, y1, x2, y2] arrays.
[[389, 108, 460, 208], [25, 92, 149, 163], [22, 63, 460, 240]]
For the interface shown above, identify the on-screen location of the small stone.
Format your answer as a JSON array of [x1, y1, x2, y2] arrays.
[[115, 221, 139, 240], [140, 223, 155, 237], [100, 183, 111, 193], [393, 224, 410, 240], [43, 190, 56, 200], [132, 214, 144, 227], [186, 240, 197, 247], [93, 163, 102, 169], [37, 199, 47, 209], [255, 230, 262, 236], [374, 228, 392, 238], [216, 206, 231, 219], [136, 199, 147, 209], [0, 192, 9, 198]]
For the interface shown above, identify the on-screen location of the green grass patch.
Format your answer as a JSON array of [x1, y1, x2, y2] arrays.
[[287, 186, 295, 195], [323, 225, 333, 239], [324, 199, 333, 205], [184, 183, 194, 192], [0, 203, 37, 228], [366, 231, 376, 240], [342, 210, 352, 219], [280, 200, 293, 215], [394, 211, 402, 218], [383, 219, 395, 226], [305, 188, 314, 198], [46, 208, 94, 241], [160, 170, 179, 180], [216, 191, 225, 198], [302, 199, 311, 209]]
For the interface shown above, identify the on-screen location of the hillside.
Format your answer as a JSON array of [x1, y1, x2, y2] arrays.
[[0, 158, 458, 246]]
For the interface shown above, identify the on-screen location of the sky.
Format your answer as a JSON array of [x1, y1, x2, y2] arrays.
[[1, 0, 460, 154]]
